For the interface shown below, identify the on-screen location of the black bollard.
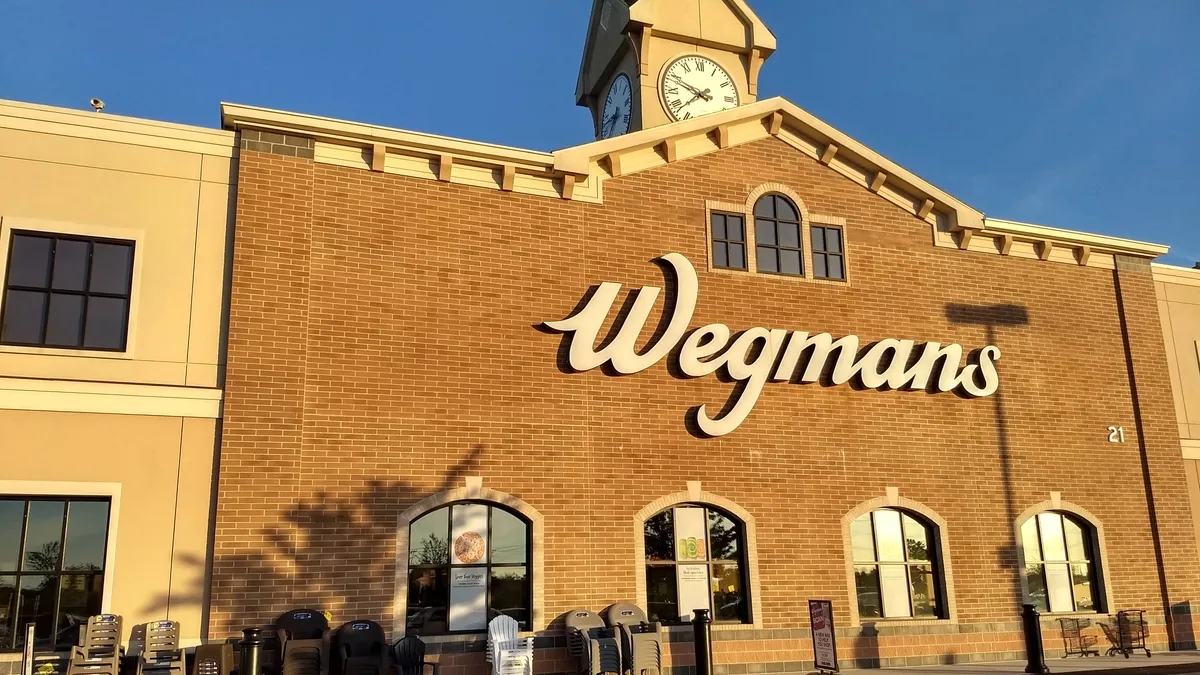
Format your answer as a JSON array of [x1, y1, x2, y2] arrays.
[[239, 628, 265, 675], [693, 609, 713, 675], [1022, 604, 1048, 674]]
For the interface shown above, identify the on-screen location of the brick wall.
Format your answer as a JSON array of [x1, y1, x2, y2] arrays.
[[212, 135, 1200, 671]]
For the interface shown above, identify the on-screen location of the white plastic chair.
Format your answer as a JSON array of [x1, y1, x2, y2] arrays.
[[487, 615, 534, 675]]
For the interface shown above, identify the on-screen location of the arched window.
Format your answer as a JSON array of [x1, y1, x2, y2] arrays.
[[644, 504, 749, 625], [406, 502, 530, 635], [753, 193, 803, 276], [1021, 512, 1100, 613], [850, 509, 943, 619]]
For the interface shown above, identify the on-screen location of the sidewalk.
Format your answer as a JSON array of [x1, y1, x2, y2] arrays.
[[839, 651, 1200, 675]]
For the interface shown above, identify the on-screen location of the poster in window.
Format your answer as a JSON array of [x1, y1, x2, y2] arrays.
[[448, 567, 488, 631], [676, 564, 711, 622], [808, 599, 838, 672], [879, 565, 912, 618], [675, 507, 708, 561], [451, 504, 489, 565], [1045, 563, 1074, 613]]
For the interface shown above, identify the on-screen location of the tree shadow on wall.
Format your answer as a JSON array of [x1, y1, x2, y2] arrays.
[[141, 444, 487, 639]]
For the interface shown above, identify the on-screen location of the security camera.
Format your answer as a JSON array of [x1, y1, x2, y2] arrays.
[[89, 98, 104, 112]]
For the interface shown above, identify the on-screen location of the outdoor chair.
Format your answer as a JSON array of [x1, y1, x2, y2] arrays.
[[191, 642, 234, 675], [565, 609, 622, 675], [276, 609, 332, 675], [602, 604, 661, 675], [137, 621, 185, 675], [393, 636, 439, 675], [487, 615, 534, 675], [334, 620, 391, 675], [1057, 617, 1098, 658], [66, 614, 125, 675]]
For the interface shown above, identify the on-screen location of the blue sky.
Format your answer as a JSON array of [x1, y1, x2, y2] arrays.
[[3, 1, 1197, 266]]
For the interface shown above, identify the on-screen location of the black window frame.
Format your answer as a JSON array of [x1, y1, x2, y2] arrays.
[[0, 496, 112, 652], [753, 194, 804, 277], [0, 231, 136, 352], [405, 501, 533, 636], [1021, 511, 1103, 614], [850, 508, 946, 620], [643, 503, 752, 626], [811, 224, 846, 281], [709, 212, 747, 271]]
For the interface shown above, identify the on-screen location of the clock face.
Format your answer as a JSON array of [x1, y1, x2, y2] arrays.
[[660, 55, 739, 121], [601, 73, 633, 139]]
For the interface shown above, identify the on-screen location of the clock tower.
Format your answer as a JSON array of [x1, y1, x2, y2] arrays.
[[575, 0, 776, 140]]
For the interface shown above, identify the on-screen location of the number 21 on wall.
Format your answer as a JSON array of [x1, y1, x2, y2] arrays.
[[1108, 426, 1126, 443]]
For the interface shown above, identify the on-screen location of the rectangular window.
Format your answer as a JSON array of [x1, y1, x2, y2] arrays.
[[0, 498, 110, 652], [1, 232, 135, 351], [811, 225, 845, 280], [710, 213, 747, 270], [755, 218, 803, 276]]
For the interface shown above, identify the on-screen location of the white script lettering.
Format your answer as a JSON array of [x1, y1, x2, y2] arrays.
[[544, 253, 1001, 436]]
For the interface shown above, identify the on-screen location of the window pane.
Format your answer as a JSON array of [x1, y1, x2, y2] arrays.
[[713, 241, 728, 268], [850, 514, 875, 562], [873, 510, 905, 561], [707, 510, 740, 561], [780, 249, 801, 275], [854, 566, 881, 618], [812, 254, 827, 279], [756, 219, 775, 245], [51, 240, 89, 292], [44, 294, 84, 347], [728, 243, 745, 270], [774, 196, 798, 222], [778, 222, 799, 248], [645, 565, 678, 624], [63, 502, 109, 571], [879, 564, 912, 618], [757, 247, 777, 273], [0, 576, 14, 650], [1025, 564, 1048, 612], [1070, 563, 1093, 612], [89, 243, 133, 295], [409, 508, 448, 565], [8, 235, 54, 288], [811, 227, 825, 253], [56, 573, 103, 649], [1021, 517, 1042, 562], [727, 216, 744, 242], [753, 197, 774, 218], [645, 511, 674, 561], [1038, 514, 1067, 561], [712, 563, 745, 622], [0, 501, 24, 572], [674, 507, 708, 561], [711, 214, 726, 241], [406, 567, 448, 635], [902, 514, 930, 562], [1063, 517, 1087, 562], [16, 575, 57, 649], [910, 565, 938, 618], [23, 502, 65, 572], [490, 566, 528, 628], [1046, 563, 1074, 613], [826, 228, 842, 253], [490, 508, 527, 564], [2, 289, 46, 344], [828, 255, 844, 280], [83, 296, 128, 350]]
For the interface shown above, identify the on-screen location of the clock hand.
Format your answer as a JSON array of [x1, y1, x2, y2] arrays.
[[668, 75, 705, 97]]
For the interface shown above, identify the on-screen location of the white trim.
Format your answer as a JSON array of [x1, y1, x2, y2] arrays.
[[0, 376, 222, 418], [0, 480, 122, 612]]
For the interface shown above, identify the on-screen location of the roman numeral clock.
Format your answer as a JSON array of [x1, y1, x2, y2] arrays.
[[575, 0, 776, 140]]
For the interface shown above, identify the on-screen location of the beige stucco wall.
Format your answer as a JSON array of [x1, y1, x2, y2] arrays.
[[0, 98, 235, 647]]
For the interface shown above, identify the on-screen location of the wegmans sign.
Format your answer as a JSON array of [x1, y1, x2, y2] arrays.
[[545, 253, 1000, 437]]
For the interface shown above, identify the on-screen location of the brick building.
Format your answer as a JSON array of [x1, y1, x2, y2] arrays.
[[207, 0, 1200, 672]]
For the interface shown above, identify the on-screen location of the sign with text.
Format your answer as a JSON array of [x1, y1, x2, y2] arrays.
[[808, 599, 838, 672], [449, 567, 487, 631]]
